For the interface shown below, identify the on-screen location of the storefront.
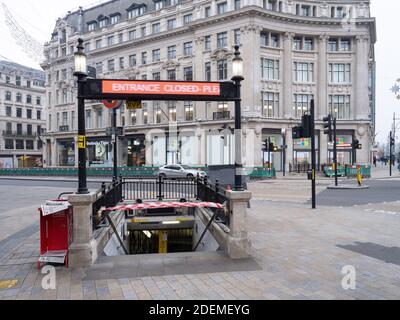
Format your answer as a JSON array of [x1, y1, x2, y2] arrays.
[[127, 135, 146, 167], [0, 156, 14, 168], [58, 139, 75, 167], [17, 155, 43, 168], [262, 129, 284, 171], [292, 133, 320, 169], [87, 137, 113, 168], [328, 131, 354, 165]]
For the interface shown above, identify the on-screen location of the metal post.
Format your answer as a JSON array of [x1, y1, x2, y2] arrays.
[[282, 134, 286, 177], [310, 100, 316, 209], [112, 108, 118, 179], [333, 117, 338, 187], [267, 137, 271, 170], [390, 131, 393, 177], [233, 77, 244, 191], [77, 75, 88, 194]]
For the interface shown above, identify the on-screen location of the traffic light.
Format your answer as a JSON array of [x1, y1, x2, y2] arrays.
[[292, 126, 304, 139], [263, 139, 279, 152], [301, 114, 312, 138], [323, 115, 333, 142], [262, 139, 269, 152], [269, 141, 278, 152], [352, 139, 362, 150], [390, 136, 395, 147]]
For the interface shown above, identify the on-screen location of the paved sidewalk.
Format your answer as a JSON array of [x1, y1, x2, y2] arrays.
[[1, 180, 400, 300]]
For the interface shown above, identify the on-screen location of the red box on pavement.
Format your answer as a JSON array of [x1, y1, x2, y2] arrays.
[[38, 200, 73, 269]]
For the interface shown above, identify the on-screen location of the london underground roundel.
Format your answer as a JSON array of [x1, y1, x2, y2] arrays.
[[102, 100, 123, 109]]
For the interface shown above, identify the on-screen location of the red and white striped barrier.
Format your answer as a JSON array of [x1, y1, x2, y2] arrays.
[[104, 201, 224, 212]]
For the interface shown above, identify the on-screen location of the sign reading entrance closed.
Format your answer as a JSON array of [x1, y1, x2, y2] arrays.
[[102, 80, 221, 96]]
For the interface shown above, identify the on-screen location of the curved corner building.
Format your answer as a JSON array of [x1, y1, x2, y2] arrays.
[[41, 0, 376, 171]]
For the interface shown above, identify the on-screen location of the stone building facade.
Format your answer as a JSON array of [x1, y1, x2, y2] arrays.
[[0, 61, 46, 168], [41, 0, 376, 170]]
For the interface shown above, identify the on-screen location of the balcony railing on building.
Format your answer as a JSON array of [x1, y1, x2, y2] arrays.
[[2, 130, 36, 138], [213, 111, 231, 120], [59, 126, 70, 132]]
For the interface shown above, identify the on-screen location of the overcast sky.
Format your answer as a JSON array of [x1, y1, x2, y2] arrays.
[[0, 0, 398, 144]]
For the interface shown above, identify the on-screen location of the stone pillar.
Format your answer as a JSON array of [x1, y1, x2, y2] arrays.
[[355, 35, 370, 120], [320, 130, 328, 165], [68, 193, 97, 268], [225, 190, 252, 259], [318, 35, 328, 119], [282, 32, 293, 118]]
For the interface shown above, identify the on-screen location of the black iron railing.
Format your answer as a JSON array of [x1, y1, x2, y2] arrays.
[[289, 163, 322, 173], [92, 177, 123, 230]]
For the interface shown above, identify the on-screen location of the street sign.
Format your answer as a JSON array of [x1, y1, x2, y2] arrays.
[[78, 136, 86, 149], [81, 79, 237, 101], [102, 100, 123, 109], [126, 100, 142, 110]]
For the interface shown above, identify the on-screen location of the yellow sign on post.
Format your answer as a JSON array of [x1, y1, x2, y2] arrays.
[[158, 231, 168, 254], [78, 136, 87, 149], [126, 100, 142, 110]]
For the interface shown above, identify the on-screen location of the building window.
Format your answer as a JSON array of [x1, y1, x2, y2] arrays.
[[304, 38, 314, 51], [294, 62, 314, 83], [328, 38, 338, 52], [96, 62, 103, 74], [16, 139, 24, 150], [6, 76, 10, 84], [26, 140, 34, 150], [183, 42, 193, 56], [108, 59, 115, 72], [27, 124, 33, 136], [168, 103, 177, 122], [234, 29, 241, 45], [62, 112, 68, 126], [128, 6, 145, 19], [141, 52, 147, 65], [167, 69, 176, 80], [293, 37, 302, 50], [16, 93, 22, 103], [36, 96, 41, 105], [329, 63, 351, 83], [205, 6, 211, 17], [261, 58, 279, 80], [26, 80, 31, 88], [167, 18, 176, 31], [6, 106, 12, 117], [262, 92, 279, 118], [37, 110, 41, 120], [71, 111, 75, 130], [97, 110, 103, 128], [141, 26, 146, 37], [293, 94, 313, 118], [152, 49, 161, 62], [183, 67, 193, 81], [234, 0, 241, 10], [96, 39, 102, 49], [155, 0, 164, 10], [107, 36, 114, 46], [99, 19, 108, 28], [5, 139, 13, 150], [6, 122, 12, 134], [129, 30, 136, 40], [217, 2, 227, 14], [184, 101, 194, 121], [17, 124, 22, 135], [88, 22, 96, 31], [129, 54, 136, 67], [152, 23, 161, 34], [168, 45, 176, 59], [86, 110, 92, 129], [131, 111, 137, 125], [119, 57, 125, 69], [329, 95, 350, 119], [5, 91, 11, 101], [271, 34, 279, 47], [142, 74, 148, 80], [16, 76, 21, 86], [204, 35, 211, 51], [205, 62, 211, 81], [110, 14, 121, 25], [340, 39, 351, 51], [217, 59, 228, 80], [143, 109, 148, 124], [217, 32, 228, 48], [27, 109, 32, 119], [16, 108, 22, 118], [153, 72, 161, 80], [154, 104, 162, 124], [183, 14, 192, 25]]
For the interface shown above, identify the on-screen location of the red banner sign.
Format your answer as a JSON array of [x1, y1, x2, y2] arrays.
[[102, 80, 221, 96]]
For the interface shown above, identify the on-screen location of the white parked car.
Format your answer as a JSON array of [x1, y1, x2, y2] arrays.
[[158, 165, 207, 180]]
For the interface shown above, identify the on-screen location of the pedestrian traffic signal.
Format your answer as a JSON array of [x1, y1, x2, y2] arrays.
[[301, 114, 312, 138], [323, 115, 333, 142], [263, 139, 279, 152]]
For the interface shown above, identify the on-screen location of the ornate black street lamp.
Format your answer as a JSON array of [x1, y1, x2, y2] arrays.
[[73, 38, 89, 194], [232, 45, 244, 191]]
